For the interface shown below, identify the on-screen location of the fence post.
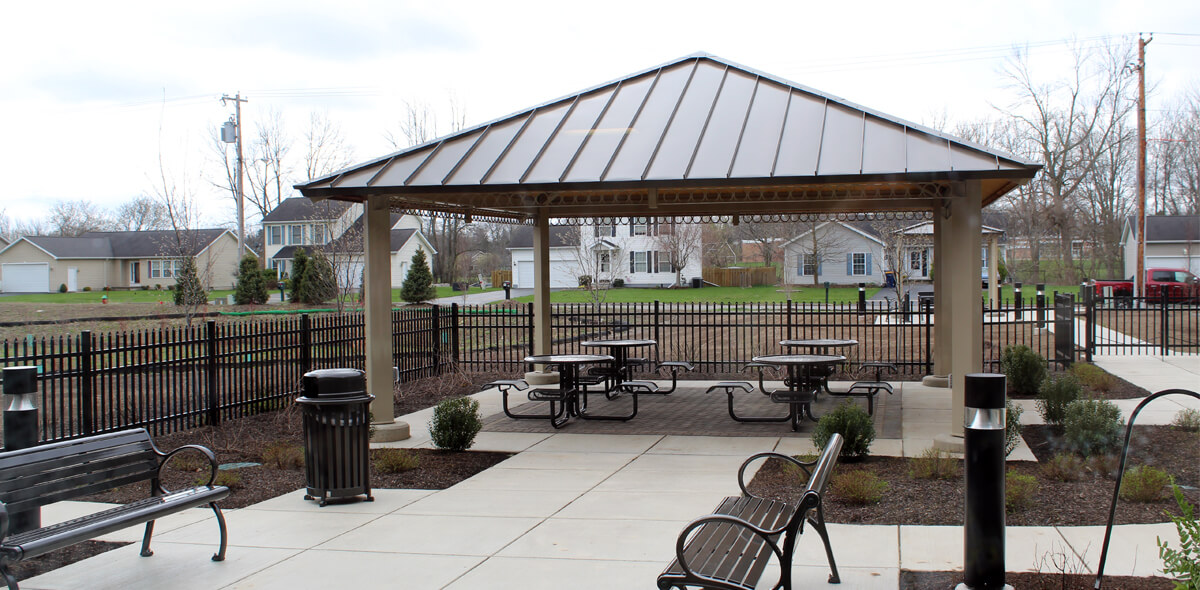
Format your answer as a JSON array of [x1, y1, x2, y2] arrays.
[[1014, 282, 1023, 320], [653, 300, 661, 362], [205, 320, 220, 427], [1084, 285, 1095, 363], [80, 330, 94, 436], [786, 299, 793, 341], [300, 314, 312, 374], [1161, 290, 1170, 356], [431, 305, 441, 375], [924, 299, 932, 375], [527, 302, 535, 360], [451, 303, 461, 366]]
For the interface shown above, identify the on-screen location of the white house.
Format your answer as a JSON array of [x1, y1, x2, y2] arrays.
[[323, 213, 438, 288], [1122, 214, 1200, 277], [897, 221, 1006, 282], [781, 222, 886, 286], [508, 218, 704, 289]]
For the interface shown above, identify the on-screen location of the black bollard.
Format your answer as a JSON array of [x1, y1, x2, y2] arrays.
[[1035, 283, 1046, 328], [503, 281, 512, 300], [857, 283, 866, 313], [1013, 282, 1022, 320], [962, 373, 1007, 590], [4, 366, 41, 533]]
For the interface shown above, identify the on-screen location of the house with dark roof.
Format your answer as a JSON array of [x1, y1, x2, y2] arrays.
[[781, 221, 886, 286], [318, 213, 436, 288], [1122, 214, 1200, 278], [0, 229, 243, 293]]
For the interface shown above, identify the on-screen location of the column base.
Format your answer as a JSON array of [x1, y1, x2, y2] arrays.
[[922, 374, 950, 388], [955, 584, 1013, 590], [933, 433, 964, 453], [524, 371, 560, 385], [371, 419, 410, 442]]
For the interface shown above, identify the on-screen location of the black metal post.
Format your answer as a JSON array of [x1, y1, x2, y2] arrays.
[[1084, 286, 1095, 363], [451, 303, 461, 366], [857, 283, 866, 313], [206, 320, 220, 427], [503, 281, 511, 300], [300, 313, 312, 374], [903, 292, 911, 323], [824, 281, 830, 304], [1013, 282, 1022, 320], [963, 373, 1007, 590], [1160, 290, 1169, 356], [1036, 284, 1046, 328], [80, 330, 94, 436], [4, 366, 41, 533]]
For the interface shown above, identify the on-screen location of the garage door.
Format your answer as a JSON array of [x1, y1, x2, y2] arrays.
[[515, 261, 577, 288], [2, 263, 50, 293], [516, 261, 534, 288]]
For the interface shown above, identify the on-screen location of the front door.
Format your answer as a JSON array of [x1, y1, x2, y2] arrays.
[[130, 261, 141, 285], [67, 267, 79, 292]]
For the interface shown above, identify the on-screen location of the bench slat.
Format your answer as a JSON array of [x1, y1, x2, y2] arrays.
[[1, 450, 158, 498]]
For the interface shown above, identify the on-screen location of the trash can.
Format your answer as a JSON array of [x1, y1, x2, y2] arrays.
[[884, 271, 897, 288], [691, 277, 703, 289], [296, 368, 375, 506]]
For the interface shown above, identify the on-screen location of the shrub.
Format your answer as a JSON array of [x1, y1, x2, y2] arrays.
[[201, 470, 242, 490], [400, 249, 437, 303], [1000, 345, 1046, 396], [1172, 408, 1200, 432], [167, 453, 208, 472], [1064, 398, 1124, 457], [1005, 398, 1024, 457], [831, 470, 887, 504], [578, 275, 592, 288], [1070, 362, 1116, 393], [58, 283, 68, 293], [140, 285, 150, 291], [374, 448, 420, 474], [1088, 454, 1120, 479], [428, 397, 482, 451], [812, 400, 876, 460], [260, 268, 279, 291], [910, 447, 958, 480], [261, 441, 304, 469], [1037, 373, 1081, 426], [234, 254, 269, 305], [1040, 453, 1084, 482], [612, 278, 625, 288], [1120, 465, 1171, 503], [173, 257, 208, 306], [1157, 483, 1200, 586], [82, 286, 92, 292], [1005, 470, 1038, 513]]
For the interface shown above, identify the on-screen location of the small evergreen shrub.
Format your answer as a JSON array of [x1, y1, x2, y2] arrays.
[[910, 447, 958, 480], [1172, 408, 1200, 432], [82, 286, 92, 292], [1005, 470, 1038, 513], [140, 285, 150, 291], [812, 400, 876, 460], [1040, 453, 1084, 482], [1000, 345, 1046, 396], [1120, 465, 1171, 503], [612, 278, 625, 288], [261, 441, 304, 469], [1157, 483, 1200, 587], [1070, 362, 1116, 393], [234, 254, 269, 305], [578, 275, 592, 287], [1037, 373, 1081, 426], [1005, 398, 1024, 457], [831, 470, 887, 505], [58, 283, 68, 293], [1064, 398, 1124, 457], [173, 257, 208, 306], [428, 397, 482, 451], [400, 249, 437, 303], [374, 448, 420, 474]]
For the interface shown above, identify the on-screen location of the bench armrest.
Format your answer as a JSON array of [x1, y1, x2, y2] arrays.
[[736, 452, 813, 497], [155, 444, 220, 493], [675, 514, 785, 577]]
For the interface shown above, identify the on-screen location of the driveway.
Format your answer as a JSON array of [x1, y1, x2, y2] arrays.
[[430, 288, 533, 306]]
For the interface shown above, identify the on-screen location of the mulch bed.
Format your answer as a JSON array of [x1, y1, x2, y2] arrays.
[[1007, 367, 1149, 400], [747, 424, 1199, 526], [901, 570, 1178, 589]]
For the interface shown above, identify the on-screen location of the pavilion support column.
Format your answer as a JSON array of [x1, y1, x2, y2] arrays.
[[364, 197, 408, 442], [924, 200, 951, 387], [525, 210, 558, 385], [987, 234, 1000, 309], [934, 181, 983, 452]]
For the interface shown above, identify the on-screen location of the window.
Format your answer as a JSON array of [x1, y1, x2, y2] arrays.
[[289, 225, 305, 245], [800, 253, 816, 276], [310, 224, 327, 244], [630, 251, 649, 273], [268, 226, 282, 245], [594, 221, 616, 237], [631, 217, 649, 236], [148, 259, 180, 279], [851, 253, 867, 276], [656, 251, 672, 273], [910, 251, 922, 270], [596, 251, 610, 273]]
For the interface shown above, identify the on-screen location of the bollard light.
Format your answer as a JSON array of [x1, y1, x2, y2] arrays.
[[961, 373, 1008, 590], [4, 366, 41, 533]]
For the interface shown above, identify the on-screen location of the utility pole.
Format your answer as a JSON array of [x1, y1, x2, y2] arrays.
[[221, 93, 249, 259], [1134, 34, 1151, 299]]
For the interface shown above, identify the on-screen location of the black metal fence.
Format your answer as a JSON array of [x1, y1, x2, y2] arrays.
[[3, 295, 1195, 444]]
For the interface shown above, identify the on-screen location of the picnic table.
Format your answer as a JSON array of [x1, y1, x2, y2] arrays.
[[779, 339, 856, 393], [579, 338, 656, 394], [520, 353, 638, 424], [751, 353, 846, 431]]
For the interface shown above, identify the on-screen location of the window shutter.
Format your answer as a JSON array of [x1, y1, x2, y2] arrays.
[[629, 219, 635, 236], [818, 263, 823, 277], [866, 253, 873, 275], [630, 251, 635, 271], [797, 256, 803, 276], [846, 254, 853, 276], [652, 251, 658, 272]]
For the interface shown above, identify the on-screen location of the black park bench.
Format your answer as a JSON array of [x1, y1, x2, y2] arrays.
[[658, 433, 844, 590], [0, 429, 230, 590]]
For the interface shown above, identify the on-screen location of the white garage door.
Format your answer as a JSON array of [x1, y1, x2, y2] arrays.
[[2, 263, 50, 293], [515, 261, 577, 288], [516, 261, 534, 288]]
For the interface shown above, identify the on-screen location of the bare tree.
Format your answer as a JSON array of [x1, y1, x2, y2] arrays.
[[1079, 112, 1136, 278], [789, 221, 854, 287], [385, 100, 439, 149], [870, 218, 921, 307], [567, 221, 629, 311], [651, 220, 702, 287], [303, 111, 355, 179], [45, 200, 114, 236], [113, 196, 171, 231], [1149, 88, 1200, 215], [245, 108, 291, 224], [736, 221, 790, 267]]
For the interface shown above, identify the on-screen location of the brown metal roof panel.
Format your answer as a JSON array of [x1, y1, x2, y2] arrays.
[[368, 149, 434, 188], [816, 103, 865, 175], [446, 117, 526, 185], [563, 75, 657, 182], [684, 67, 758, 180], [949, 143, 1001, 171], [861, 116, 907, 174], [905, 131, 951, 173], [407, 131, 485, 185], [600, 61, 696, 182], [524, 92, 610, 183], [729, 78, 790, 178], [773, 91, 826, 177], [328, 161, 381, 188], [644, 60, 726, 180]]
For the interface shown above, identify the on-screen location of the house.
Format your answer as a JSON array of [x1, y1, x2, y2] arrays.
[[739, 238, 785, 264], [781, 222, 885, 286], [321, 213, 438, 288], [507, 218, 704, 288], [1122, 214, 1200, 277], [894, 221, 1006, 282], [0, 229, 242, 292]]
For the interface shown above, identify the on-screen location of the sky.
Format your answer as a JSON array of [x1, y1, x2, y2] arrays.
[[1, 0, 1197, 231]]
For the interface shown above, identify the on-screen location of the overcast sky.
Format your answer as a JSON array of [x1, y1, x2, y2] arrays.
[[2, 0, 1197, 229]]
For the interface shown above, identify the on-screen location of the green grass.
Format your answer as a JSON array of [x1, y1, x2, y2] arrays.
[[385, 286, 502, 301], [986, 284, 1080, 300], [2, 290, 236, 303], [513, 285, 879, 304]]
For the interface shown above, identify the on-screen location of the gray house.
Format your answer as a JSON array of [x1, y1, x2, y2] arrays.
[[781, 222, 885, 286], [1123, 214, 1200, 277]]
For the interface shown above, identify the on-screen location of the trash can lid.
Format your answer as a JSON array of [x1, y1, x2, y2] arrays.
[[301, 368, 366, 398]]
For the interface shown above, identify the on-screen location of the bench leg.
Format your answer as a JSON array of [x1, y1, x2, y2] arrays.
[[210, 502, 228, 562], [808, 505, 841, 584], [140, 520, 155, 557], [723, 391, 790, 423], [2, 562, 17, 590]]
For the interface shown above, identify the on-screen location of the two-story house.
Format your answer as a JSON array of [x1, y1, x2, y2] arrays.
[[261, 198, 359, 277]]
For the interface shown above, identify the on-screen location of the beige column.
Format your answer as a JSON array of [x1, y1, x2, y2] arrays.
[[987, 234, 1000, 309], [364, 197, 408, 441], [930, 200, 950, 381], [935, 181, 984, 449], [532, 212, 552, 355]]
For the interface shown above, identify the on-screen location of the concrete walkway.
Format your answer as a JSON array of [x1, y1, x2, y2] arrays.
[[24, 366, 1198, 589]]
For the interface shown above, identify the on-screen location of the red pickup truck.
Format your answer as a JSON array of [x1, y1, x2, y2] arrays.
[[1091, 268, 1200, 302]]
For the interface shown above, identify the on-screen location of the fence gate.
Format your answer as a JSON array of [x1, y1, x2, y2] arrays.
[[1054, 293, 1076, 367]]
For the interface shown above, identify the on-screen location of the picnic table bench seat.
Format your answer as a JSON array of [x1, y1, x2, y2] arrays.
[[658, 433, 844, 590], [0, 428, 229, 590], [829, 362, 897, 415]]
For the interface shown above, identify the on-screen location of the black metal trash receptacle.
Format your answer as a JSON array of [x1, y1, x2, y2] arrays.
[[296, 368, 375, 506], [691, 277, 703, 288]]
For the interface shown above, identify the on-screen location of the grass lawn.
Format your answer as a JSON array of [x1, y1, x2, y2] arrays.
[[986, 284, 1081, 300], [1, 289, 236, 304], [388, 286, 502, 300], [514, 285, 879, 304]]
